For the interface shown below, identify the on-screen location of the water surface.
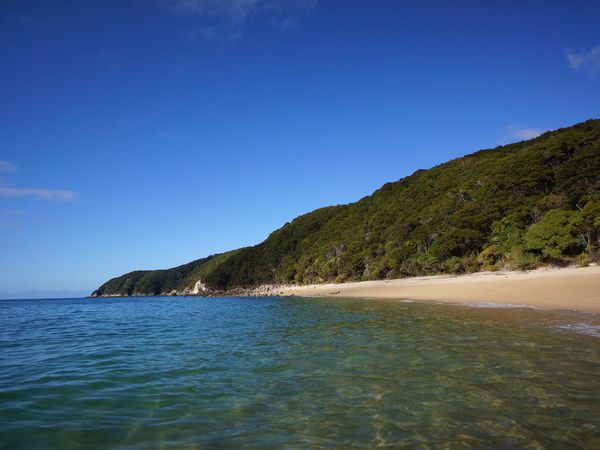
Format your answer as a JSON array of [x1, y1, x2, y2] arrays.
[[1, 296, 599, 449]]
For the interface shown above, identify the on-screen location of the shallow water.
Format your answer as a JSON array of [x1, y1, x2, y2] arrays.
[[1, 296, 599, 449]]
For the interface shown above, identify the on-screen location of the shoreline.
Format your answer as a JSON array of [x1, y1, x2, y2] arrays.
[[260, 265, 600, 313]]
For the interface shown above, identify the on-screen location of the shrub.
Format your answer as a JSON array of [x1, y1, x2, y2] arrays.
[[478, 244, 502, 266], [574, 253, 591, 268], [504, 246, 542, 270], [441, 255, 480, 274]]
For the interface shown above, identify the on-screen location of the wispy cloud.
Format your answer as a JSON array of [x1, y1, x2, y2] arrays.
[[185, 23, 243, 42], [0, 161, 76, 203], [566, 45, 600, 75], [504, 126, 545, 143], [0, 160, 17, 172], [162, 0, 317, 41], [0, 210, 26, 217], [166, 0, 261, 23], [0, 187, 76, 202], [0, 210, 24, 226], [3, 13, 35, 25]]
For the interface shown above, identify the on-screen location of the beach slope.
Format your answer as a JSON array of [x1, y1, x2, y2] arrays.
[[267, 266, 600, 313]]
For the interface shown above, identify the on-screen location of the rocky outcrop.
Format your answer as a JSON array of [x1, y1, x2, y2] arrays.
[[90, 280, 292, 298]]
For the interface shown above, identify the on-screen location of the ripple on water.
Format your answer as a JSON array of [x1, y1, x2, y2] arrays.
[[0, 296, 599, 449]]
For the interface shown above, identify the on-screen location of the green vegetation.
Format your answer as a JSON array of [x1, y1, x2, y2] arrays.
[[524, 210, 582, 259], [92, 119, 600, 296], [92, 257, 208, 297]]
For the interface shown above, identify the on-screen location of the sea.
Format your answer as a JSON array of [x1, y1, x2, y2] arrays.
[[1, 296, 599, 449]]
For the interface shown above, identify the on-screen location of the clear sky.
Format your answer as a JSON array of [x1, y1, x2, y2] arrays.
[[1, 0, 599, 296]]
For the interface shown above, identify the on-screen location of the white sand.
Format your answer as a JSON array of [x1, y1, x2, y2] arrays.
[[264, 266, 600, 313]]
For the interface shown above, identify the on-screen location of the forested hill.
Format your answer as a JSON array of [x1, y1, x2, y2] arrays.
[[92, 119, 600, 297]]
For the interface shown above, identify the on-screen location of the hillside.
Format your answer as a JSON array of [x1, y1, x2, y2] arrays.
[[92, 119, 600, 297]]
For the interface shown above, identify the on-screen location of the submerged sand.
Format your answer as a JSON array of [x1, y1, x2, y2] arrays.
[[266, 265, 600, 313]]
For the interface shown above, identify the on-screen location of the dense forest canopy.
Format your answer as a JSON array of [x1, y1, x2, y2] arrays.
[[93, 119, 600, 297]]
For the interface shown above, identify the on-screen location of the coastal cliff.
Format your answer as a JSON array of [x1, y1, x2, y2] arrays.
[[92, 119, 600, 297]]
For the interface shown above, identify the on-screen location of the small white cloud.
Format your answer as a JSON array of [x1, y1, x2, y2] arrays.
[[503, 126, 545, 144], [0, 160, 17, 172], [0, 187, 76, 202], [566, 45, 600, 75]]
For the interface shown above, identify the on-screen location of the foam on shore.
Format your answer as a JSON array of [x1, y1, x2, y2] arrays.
[[460, 302, 539, 309], [555, 323, 600, 338]]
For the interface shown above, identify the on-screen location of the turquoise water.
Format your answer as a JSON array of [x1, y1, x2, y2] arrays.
[[1, 297, 599, 449]]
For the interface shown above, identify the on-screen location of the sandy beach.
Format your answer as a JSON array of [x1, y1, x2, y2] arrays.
[[264, 265, 600, 313]]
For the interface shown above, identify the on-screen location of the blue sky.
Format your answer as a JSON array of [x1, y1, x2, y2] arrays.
[[1, 0, 599, 296]]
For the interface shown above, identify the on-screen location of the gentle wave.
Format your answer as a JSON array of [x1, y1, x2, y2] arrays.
[[460, 301, 539, 309], [556, 323, 600, 338]]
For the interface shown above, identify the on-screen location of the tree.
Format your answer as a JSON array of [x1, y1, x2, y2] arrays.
[[525, 210, 583, 259], [430, 228, 484, 260], [490, 216, 526, 252], [579, 199, 600, 260]]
